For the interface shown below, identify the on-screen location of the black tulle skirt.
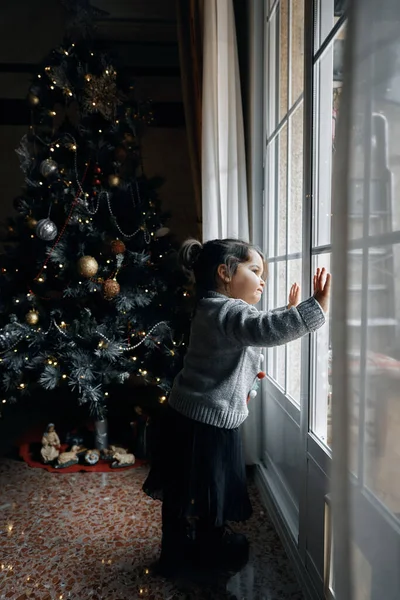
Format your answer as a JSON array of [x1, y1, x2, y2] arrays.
[[143, 405, 252, 528]]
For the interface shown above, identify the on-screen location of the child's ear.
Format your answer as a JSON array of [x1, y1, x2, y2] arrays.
[[217, 264, 230, 283]]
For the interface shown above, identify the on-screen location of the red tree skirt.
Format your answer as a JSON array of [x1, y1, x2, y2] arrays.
[[18, 425, 146, 473]]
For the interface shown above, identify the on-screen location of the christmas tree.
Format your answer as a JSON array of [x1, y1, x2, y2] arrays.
[[0, 40, 190, 424]]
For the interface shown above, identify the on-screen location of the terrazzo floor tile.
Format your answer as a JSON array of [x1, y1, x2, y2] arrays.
[[0, 458, 304, 599]]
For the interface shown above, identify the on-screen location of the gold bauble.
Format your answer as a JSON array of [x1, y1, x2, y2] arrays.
[[26, 216, 38, 230], [77, 255, 99, 278], [25, 310, 39, 325], [103, 279, 120, 300], [108, 174, 121, 187], [28, 92, 40, 106]]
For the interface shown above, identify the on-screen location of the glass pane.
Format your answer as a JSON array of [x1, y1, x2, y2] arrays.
[[347, 250, 363, 475], [276, 260, 287, 389], [287, 259, 303, 403], [290, 0, 304, 106], [313, 22, 346, 247], [289, 102, 304, 253], [311, 253, 331, 447], [278, 124, 288, 256], [364, 244, 400, 514], [266, 261, 276, 378], [279, 0, 289, 121], [265, 141, 277, 257], [268, 10, 278, 135], [348, 114, 395, 240], [314, 0, 347, 54]]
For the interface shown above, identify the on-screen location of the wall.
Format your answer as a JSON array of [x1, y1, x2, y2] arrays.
[[0, 0, 197, 242]]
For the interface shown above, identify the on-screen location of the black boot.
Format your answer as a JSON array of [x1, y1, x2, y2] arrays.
[[155, 503, 196, 578], [193, 523, 249, 574]]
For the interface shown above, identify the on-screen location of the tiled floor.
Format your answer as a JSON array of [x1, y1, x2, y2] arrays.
[[0, 457, 304, 599]]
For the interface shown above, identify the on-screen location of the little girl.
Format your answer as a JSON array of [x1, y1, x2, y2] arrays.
[[143, 238, 330, 576]]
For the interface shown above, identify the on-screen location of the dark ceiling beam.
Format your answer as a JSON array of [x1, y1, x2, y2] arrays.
[[0, 99, 185, 128], [0, 63, 180, 77], [94, 17, 177, 24]]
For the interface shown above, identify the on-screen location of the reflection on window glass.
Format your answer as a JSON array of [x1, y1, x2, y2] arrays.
[[267, 10, 278, 134], [287, 259, 303, 402], [265, 142, 277, 257], [289, 103, 304, 254], [278, 125, 288, 256], [363, 244, 400, 514], [314, 0, 347, 53], [279, 0, 289, 121], [266, 261, 276, 380], [276, 260, 287, 389], [313, 22, 346, 248], [291, 0, 304, 106], [311, 253, 331, 446]]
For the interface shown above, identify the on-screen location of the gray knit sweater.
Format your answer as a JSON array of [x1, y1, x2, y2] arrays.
[[168, 291, 325, 429]]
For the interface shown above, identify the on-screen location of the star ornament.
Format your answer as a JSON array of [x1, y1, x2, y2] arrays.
[[83, 68, 123, 121]]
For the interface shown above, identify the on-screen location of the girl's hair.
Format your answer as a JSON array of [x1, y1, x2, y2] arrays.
[[179, 238, 266, 297]]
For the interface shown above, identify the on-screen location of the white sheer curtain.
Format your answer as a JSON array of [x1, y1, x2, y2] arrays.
[[201, 0, 258, 464], [331, 0, 400, 598], [201, 0, 249, 242]]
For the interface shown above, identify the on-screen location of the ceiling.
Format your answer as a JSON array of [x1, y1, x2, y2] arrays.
[[90, 0, 179, 75]]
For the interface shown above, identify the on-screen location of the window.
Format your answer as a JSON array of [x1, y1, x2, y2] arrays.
[[264, 0, 305, 406], [264, 1, 346, 444], [310, 5, 346, 448]]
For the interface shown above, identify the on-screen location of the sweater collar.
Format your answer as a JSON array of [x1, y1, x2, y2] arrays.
[[203, 290, 229, 300]]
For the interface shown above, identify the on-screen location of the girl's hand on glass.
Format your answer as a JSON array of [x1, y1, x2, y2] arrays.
[[287, 283, 301, 308], [313, 268, 331, 313]]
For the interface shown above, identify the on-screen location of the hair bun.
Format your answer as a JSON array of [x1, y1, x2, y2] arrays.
[[179, 238, 203, 272]]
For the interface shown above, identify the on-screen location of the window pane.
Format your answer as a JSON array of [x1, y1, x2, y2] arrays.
[[311, 253, 331, 447], [289, 102, 304, 253], [313, 22, 346, 247], [265, 141, 277, 257], [287, 259, 303, 403], [276, 260, 287, 389], [266, 261, 276, 379], [278, 124, 288, 256], [348, 114, 394, 240], [364, 243, 400, 515], [290, 0, 304, 106], [314, 0, 347, 54], [267, 10, 278, 135], [279, 0, 289, 121]]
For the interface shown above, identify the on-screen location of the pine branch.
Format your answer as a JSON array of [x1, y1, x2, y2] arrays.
[[39, 365, 61, 390]]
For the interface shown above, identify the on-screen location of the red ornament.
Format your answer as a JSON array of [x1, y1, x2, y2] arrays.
[[103, 279, 120, 300], [94, 179, 101, 186], [110, 239, 126, 255], [95, 166, 102, 174]]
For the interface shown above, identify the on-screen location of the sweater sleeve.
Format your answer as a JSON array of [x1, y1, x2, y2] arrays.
[[219, 296, 326, 347]]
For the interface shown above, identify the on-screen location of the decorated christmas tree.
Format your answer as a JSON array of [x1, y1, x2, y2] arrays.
[[0, 40, 190, 428]]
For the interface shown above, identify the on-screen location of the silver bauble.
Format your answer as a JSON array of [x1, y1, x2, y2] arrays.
[[155, 227, 170, 238], [36, 218, 58, 241], [40, 159, 58, 178]]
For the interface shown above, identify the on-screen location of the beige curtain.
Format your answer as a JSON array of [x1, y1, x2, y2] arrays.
[[176, 0, 203, 239]]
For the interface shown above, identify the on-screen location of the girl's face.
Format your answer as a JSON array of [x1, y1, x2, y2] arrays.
[[218, 249, 265, 305]]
